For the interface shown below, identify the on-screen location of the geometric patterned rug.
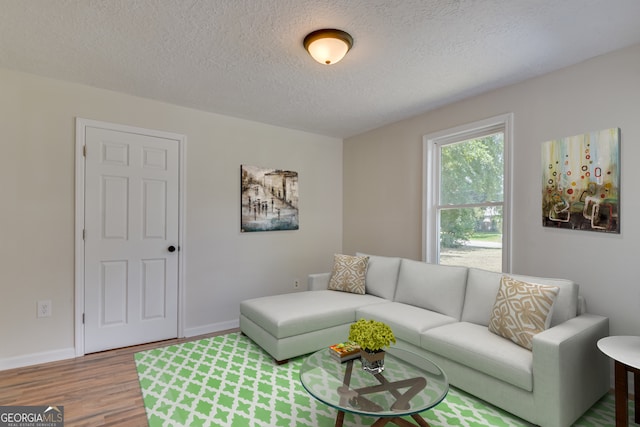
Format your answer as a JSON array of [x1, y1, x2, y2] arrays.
[[135, 332, 622, 427]]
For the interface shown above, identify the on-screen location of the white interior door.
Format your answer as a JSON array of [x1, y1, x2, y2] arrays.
[[83, 125, 180, 353]]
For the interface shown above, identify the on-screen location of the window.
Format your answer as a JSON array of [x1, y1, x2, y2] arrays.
[[423, 114, 512, 272]]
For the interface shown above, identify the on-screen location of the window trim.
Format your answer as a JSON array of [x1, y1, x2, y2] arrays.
[[422, 113, 513, 272]]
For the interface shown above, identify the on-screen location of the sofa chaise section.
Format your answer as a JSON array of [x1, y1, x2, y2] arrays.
[[239, 289, 386, 362]]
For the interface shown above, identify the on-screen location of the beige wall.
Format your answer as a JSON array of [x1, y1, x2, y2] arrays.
[[344, 43, 640, 336], [0, 68, 343, 367]]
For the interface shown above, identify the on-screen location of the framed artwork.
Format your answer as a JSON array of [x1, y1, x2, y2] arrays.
[[542, 128, 620, 233], [241, 165, 299, 232]]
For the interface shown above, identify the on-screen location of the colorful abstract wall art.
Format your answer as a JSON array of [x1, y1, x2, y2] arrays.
[[241, 165, 299, 232], [542, 128, 620, 233]]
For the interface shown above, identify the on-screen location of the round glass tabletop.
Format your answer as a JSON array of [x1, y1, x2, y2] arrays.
[[299, 346, 449, 420]]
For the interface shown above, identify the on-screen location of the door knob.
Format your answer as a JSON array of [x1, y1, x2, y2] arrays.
[[168, 245, 176, 253]]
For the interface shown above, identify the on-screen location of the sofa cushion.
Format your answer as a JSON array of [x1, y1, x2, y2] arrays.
[[461, 268, 579, 327], [240, 290, 386, 339], [356, 252, 401, 300], [394, 259, 468, 319], [510, 272, 577, 326], [356, 302, 457, 347], [488, 276, 559, 350], [328, 254, 369, 294], [422, 322, 534, 391], [460, 268, 502, 326]]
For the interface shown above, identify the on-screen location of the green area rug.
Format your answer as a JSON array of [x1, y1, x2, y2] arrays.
[[135, 332, 621, 427]]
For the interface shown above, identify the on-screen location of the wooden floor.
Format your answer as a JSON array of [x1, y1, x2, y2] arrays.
[[0, 329, 238, 426]]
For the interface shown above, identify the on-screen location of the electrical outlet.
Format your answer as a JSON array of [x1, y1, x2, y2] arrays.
[[294, 279, 300, 289], [37, 300, 52, 318]]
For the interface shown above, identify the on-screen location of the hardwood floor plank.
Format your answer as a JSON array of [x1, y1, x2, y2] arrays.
[[0, 329, 238, 426]]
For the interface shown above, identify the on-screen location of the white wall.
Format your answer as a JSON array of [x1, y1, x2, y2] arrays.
[[344, 43, 640, 336], [0, 68, 343, 368]]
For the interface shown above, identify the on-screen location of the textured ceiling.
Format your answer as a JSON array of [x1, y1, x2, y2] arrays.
[[2, 0, 640, 138]]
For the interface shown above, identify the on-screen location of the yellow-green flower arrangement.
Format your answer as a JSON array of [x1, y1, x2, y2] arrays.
[[348, 318, 396, 352]]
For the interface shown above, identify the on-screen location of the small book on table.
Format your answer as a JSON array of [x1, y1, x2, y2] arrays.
[[329, 342, 361, 362]]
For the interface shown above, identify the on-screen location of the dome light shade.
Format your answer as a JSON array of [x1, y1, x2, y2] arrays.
[[303, 29, 353, 65]]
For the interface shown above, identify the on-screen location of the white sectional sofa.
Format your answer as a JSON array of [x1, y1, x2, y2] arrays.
[[239, 253, 610, 427]]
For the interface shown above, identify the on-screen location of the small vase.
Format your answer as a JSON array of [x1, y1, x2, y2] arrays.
[[360, 349, 385, 374]]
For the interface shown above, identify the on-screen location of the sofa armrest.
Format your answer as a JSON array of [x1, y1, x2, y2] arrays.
[[308, 272, 331, 291], [532, 313, 610, 427]]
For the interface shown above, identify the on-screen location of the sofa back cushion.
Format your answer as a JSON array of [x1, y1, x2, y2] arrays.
[[356, 252, 401, 300], [461, 268, 579, 327], [394, 259, 468, 319]]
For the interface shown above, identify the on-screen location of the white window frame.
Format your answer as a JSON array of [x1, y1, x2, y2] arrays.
[[422, 113, 513, 273]]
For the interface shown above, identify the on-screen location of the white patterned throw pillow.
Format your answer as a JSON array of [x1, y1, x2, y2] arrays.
[[328, 254, 369, 295], [488, 276, 559, 350]]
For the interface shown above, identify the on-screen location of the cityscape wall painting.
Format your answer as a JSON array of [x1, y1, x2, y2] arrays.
[[542, 128, 620, 233], [241, 164, 299, 232]]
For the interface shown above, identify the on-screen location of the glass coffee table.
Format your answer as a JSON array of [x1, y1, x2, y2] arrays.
[[300, 347, 448, 427]]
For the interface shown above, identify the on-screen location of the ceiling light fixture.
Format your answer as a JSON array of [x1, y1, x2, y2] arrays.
[[303, 29, 353, 65]]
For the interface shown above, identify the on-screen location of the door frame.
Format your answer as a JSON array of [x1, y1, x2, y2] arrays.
[[74, 118, 187, 356]]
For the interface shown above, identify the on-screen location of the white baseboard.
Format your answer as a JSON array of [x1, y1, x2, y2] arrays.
[[0, 347, 76, 371], [183, 319, 240, 338], [0, 319, 240, 371]]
